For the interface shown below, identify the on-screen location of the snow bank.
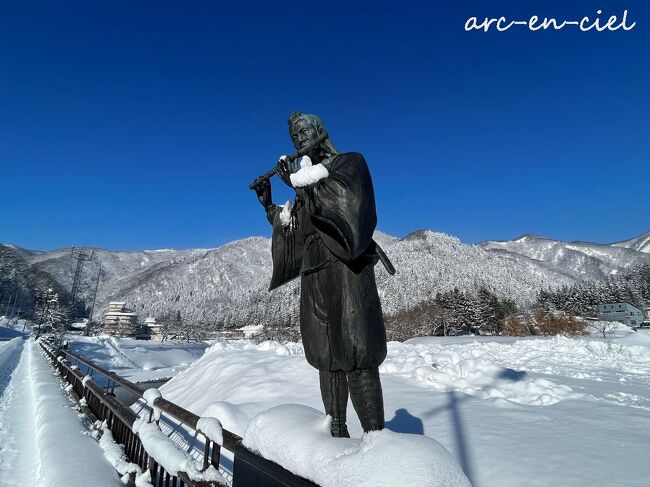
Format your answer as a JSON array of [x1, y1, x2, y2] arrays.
[[238, 324, 264, 338], [587, 320, 633, 337], [199, 401, 250, 436], [243, 404, 471, 487], [0, 336, 23, 368], [0, 324, 28, 341], [381, 344, 577, 405], [401, 335, 650, 385]]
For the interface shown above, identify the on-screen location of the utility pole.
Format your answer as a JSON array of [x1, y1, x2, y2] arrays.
[[20, 302, 26, 331], [37, 289, 53, 338], [85, 263, 102, 336], [70, 246, 94, 319], [10, 294, 21, 319], [4, 294, 14, 317]]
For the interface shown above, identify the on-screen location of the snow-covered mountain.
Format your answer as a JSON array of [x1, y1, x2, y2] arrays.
[[477, 233, 650, 281], [24, 246, 209, 306], [101, 230, 577, 328], [3, 229, 648, 328], [612, 231, 650, 254], [0, 244, 70, 313]]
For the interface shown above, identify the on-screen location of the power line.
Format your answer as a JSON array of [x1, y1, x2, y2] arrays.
[[70, 246, 94, 318]]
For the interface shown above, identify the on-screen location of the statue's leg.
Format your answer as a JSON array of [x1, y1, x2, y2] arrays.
[[319, 369, 350, 438], [347, 367, 385, 432]]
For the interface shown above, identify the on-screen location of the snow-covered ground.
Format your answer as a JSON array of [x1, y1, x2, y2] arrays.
[[4, 325, 650, 486], [0, 326, 123, 486], [156, 332, 650, 487], [67, 336, 208, 383]]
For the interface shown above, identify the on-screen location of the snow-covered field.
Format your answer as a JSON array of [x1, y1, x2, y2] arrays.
[[156, 332, 650, 487], [67, 336, 208, 383], [4, 324, 650, 486]]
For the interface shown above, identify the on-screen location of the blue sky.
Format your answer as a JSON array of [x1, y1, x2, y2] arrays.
[[1, 1, 648, 251]]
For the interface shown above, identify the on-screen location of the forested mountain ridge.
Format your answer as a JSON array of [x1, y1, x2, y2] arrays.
[[2, 230, 648, 331], [0, 244, 72, 321], [611, 231, 650, 254], [478, 232, 650, 281]]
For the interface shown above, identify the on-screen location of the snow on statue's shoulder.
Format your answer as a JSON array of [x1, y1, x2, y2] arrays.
[[290, 155, 329, 188], [242, 404, 471, 487]]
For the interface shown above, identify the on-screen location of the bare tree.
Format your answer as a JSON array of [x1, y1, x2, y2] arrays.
[[590, 320, 622, 339]]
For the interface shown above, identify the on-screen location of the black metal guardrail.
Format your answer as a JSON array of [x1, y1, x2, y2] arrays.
[[38, 339, 318, 487]]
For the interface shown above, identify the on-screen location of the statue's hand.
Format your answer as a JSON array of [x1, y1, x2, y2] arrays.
[[253, 178, 272, 209], [276, 155, 294, 188]]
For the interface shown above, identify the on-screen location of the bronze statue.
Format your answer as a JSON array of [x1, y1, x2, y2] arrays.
[[251, 112, 394, 437]]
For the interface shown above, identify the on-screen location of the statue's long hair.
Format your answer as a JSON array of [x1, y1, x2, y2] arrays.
[[288, 112, 339, 166]]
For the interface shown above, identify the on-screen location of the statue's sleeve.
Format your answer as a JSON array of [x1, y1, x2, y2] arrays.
[[268, 205, 304, 291], [300, 153, 377, 262]]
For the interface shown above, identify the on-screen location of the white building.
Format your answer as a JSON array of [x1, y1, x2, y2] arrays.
[[103, 302, 141, 336], [598, 303, 645, 327], [144, 316, 163, 339]]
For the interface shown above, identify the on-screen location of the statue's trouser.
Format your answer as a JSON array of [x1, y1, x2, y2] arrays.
[[319, 367, 385, 437]]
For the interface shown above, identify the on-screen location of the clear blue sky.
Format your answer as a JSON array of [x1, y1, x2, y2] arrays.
[[1, 0, 648, 251]]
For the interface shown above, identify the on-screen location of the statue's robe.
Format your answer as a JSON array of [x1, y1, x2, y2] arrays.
[[268, 152, 387, 372]]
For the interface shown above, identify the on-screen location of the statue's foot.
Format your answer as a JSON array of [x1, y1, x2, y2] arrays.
[[331, 418, 350, 438]]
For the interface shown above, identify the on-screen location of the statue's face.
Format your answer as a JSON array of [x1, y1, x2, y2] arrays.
[[290, 118, 319, 151]]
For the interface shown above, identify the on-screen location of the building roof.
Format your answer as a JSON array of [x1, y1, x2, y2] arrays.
[[105, 311, 137, 317]]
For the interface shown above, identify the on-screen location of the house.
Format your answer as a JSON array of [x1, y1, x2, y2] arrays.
[[598, 303, 645, 327]]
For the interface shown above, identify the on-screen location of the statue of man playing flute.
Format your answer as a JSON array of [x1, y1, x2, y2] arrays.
[[252, 112, 394, 438]]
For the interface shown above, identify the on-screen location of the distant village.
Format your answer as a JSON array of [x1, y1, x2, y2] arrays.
[[92, 300, 650, 341], [98, 301, 257, 341]]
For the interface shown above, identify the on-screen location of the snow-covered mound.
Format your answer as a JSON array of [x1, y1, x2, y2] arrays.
[[403, 335, 650, 388], [243, 404, 470, 487], [381, 342, 576, 406]]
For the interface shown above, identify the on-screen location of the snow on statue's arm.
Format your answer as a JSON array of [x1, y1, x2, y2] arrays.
[[298, 152, 377, 262]]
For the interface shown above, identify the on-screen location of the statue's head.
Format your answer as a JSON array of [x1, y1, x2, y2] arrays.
[[287, 112, 339, 164]]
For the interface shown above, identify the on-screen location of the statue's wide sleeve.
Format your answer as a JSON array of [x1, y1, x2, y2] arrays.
[[268, 206, 303, 291], [300, 153, 377, 262]]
